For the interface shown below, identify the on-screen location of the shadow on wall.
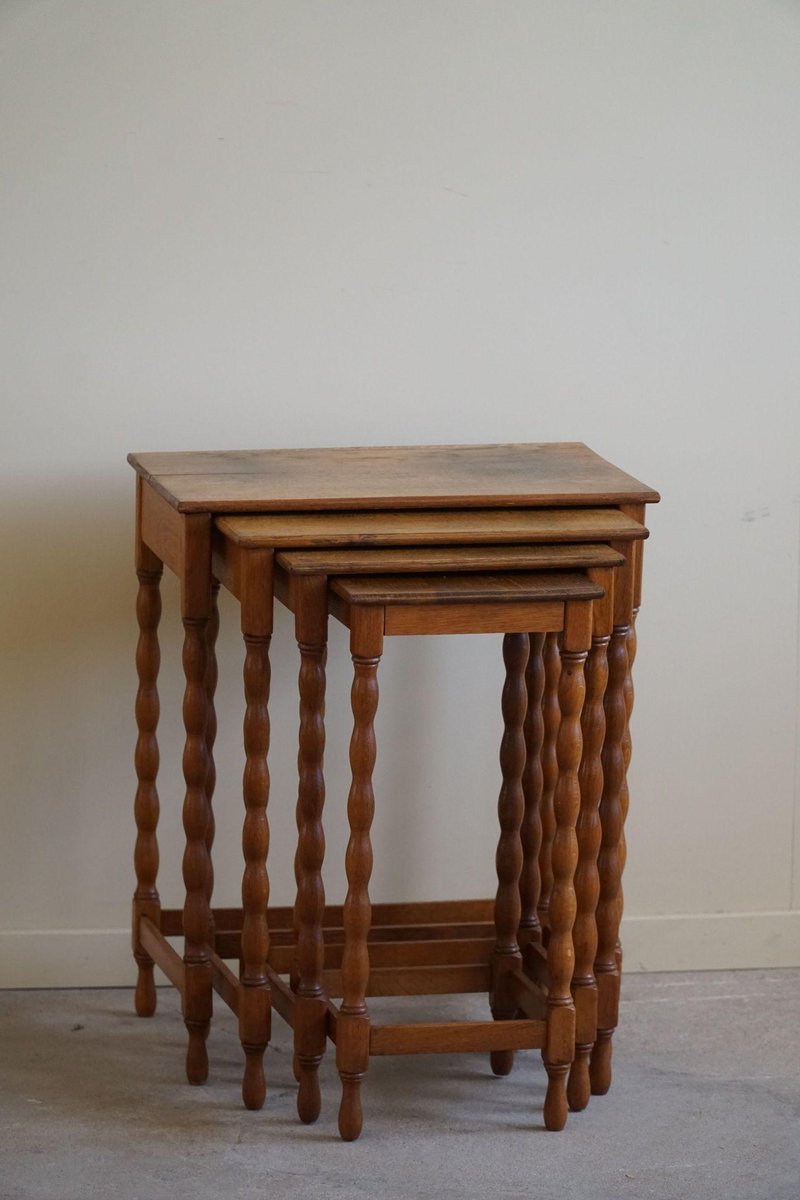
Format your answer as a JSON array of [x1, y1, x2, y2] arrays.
[[0, 476, 141, 740], [0, 474, 475, 926]]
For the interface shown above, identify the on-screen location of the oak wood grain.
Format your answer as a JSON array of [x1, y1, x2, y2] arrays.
[[277, 543, 624, 574], [490, 633, 529, 1076], [129, 442, 660, 512], [369, 1019, 545, 1056], [519, 633, 545, 948], [337, 630, 381, 1141], [293, 574, 329, 1124], [133, 561, 163, 1018], [331, 571, 603, 606], [218, 507, 648, 548]]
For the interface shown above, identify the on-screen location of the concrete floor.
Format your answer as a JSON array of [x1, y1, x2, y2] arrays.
[[1, 970, 799, 1200]]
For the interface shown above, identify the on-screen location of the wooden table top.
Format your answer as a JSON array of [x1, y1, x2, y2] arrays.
[[129, 442, 659, 513], [331, 570, 605, 606], [274, 543, 625, 575]]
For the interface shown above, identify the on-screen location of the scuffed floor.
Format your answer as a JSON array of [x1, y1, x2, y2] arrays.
[[1, 970, 799, 1200]]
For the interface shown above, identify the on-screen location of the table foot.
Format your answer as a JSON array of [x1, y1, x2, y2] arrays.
[[490, 1049, 515, 1076], [242, 1047, 266, 1110], [338, 1075, 364, 1141], [185, 1020, 209, 1084], [589, 1031, 613, 1094], [544, 1064, 569, 1130], [297, 1058, 322, 1124], [567, 1048, 591, 1111], [134, 960, 156, 1018]]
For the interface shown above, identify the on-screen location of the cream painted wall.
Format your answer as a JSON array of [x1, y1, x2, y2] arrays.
[[1, 1, 799, 986]]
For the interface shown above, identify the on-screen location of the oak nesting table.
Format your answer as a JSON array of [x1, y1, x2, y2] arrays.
[[128, 443, 659, 1136]]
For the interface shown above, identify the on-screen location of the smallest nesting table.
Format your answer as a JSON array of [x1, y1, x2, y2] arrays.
[[285, 563, 605, 1138]]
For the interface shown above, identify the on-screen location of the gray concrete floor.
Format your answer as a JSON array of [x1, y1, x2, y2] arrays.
[[1, 970, 799, 1200]]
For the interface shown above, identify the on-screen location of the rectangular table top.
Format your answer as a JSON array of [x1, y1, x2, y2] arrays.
[[216, 507, 647, 548], [274, 543, 625, 575], [129, 442, 659, 513], [330, 570, 605, 606]]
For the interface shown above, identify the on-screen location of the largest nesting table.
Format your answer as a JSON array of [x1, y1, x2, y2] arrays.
[[128, 442, 659, 1129]]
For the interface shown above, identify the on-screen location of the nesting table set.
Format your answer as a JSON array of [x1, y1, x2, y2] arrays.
[[129, 443, 659, 1139]]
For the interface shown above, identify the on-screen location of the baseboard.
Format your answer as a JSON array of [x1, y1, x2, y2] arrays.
[[619, 910, 800, 972], [2, 911, 799, 988]]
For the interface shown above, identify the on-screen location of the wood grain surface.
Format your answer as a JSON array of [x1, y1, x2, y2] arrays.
[[129, 442, 659, 512], [215, 506, 648, 549]]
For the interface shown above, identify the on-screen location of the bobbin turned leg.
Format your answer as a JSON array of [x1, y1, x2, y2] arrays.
[[566, 567, 612, 1112], [205, 583, 220, 944], [590, 539, 635, 1097], [519, 633, 545, 955], [239, 549, 273, 1110], [543, 602, 588, 1131], [589, 627, 627, 1095], [337, 607, 382, 1142], [181, 614, 213, 1084], [133, 549, 163, 1018], [537, 632, 561, 931], [590, 622, 630, 1095], [292, 575, 329, 1124], [490, 633, 529, 1077], [616, 607, 638, 975]]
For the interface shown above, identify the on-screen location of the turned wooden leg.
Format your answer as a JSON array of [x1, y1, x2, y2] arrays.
[[133, 562, 163, 1018], [616, 610, 637, 974], [490, 633, 529, 1077], [567, 631, 608, 1112], [337, 611, 381, 1142], [543, 603, 587, 1131], [205, 583, 220, 944], [181, 616, 213, 1084], [239, 631, 272, 1110], [537, 632, 561, 931], [590, 622, 630, 1096], [519, 633, 545, 951], [293, 575, 328, 1124]]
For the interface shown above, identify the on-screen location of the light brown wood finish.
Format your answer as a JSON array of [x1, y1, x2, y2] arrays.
[[218, 506, 648, 549], [519, 633, 545, 948], [538, 632, 561, 928], [148, 904, 492, 963], [319, 571, 602, 1137], [616, 505, 645, 976], [590, 541, 636, 1096], [543, 601, 589, 1132], [140, 916, 184, 990], [370, 1019, 545, 1056], [180, 613, 213, 1085], [133, 554, 163, 1018], [129, 442, 660, 513], [490, 633, 529, 1077], [325, 571, 602, 638], [327, 962, 491, 999], [292, 574, 329, 1124], [382, 601, 565, 637], [566, 566, 613, 1112], [174, 500, 215, 1086], [239, 549, 273, 1110], [204, 584, 220, 944], [330, 571, 604, 607], [277, 543, 625, 574], [337, 608, 382, 1142], [618, 609, 638, 972], [130, 444, 658, 1131]]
